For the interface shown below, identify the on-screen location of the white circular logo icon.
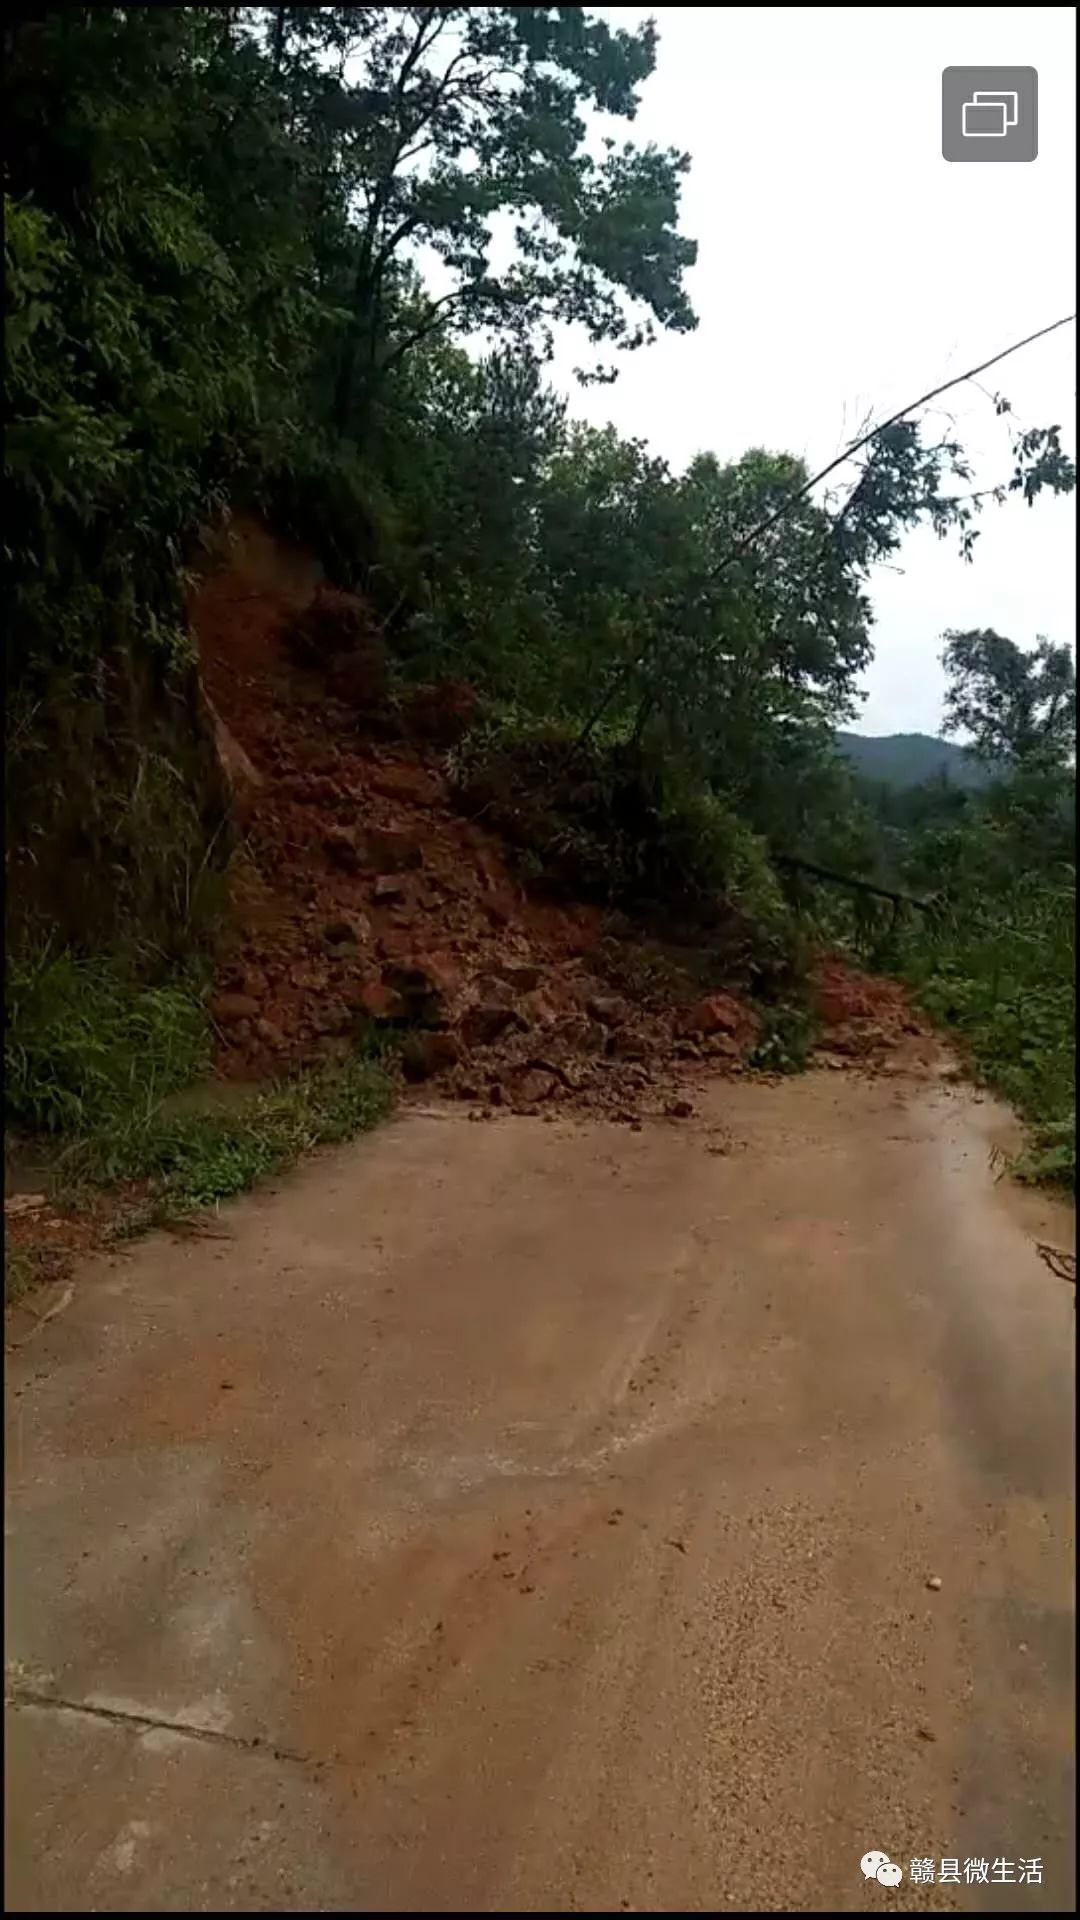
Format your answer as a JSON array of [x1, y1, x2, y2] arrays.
[[860, 1849, 904, 1886], [861, 1851, 891, 1880]]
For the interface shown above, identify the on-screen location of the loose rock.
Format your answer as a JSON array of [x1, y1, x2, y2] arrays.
[[461, 1003, 526, 1049], [212, 992, 261, 1024], [382, 962, 447, 1029], [324, 916, 367, 947], [495, 963, 543, 995], [508, 1067, 558, 1107], [356, 981, 406, 1023], [401, 1032, 462, 1083], [586, 994, 628, 1027], [677, 992, 745, 1039], [4, 1193, 48, 1218], [607, 1027, 650, 1061], [323, 827, 363, 873], [370, 763, 444, 806], [365, 826, 423, 873]]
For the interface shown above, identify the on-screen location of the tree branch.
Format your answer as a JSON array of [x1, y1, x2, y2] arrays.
[[333, 8, 446, 429], [400, 44, 475, 141], [395, 7, 445, 111], [713, 312, 1077, 580], [380, 284, 480, 371], [372, 210, 426, 278]]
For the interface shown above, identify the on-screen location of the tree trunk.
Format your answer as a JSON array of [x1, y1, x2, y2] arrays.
[[574, 659, 635, 752], [629, 692, 655, 745], [333, 270, 371, 434]]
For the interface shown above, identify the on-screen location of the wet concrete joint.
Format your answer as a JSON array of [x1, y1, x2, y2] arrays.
[[5, 1684, 318, 1771]]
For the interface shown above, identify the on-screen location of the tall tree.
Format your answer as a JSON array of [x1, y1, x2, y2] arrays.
[[258, 6, 697, 428], [941, 630, 1076, 765]]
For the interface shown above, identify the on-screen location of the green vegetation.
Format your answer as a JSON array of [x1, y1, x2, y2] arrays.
[[450, 722, 786, 916], [837, 731, 995, 793], [72, 1052, 393, 1227], [4, 10, 1076, 1224], [4, 940, 393, 1257], [6, 946, 212, 1138], [874, 635, 1076, 1187], [748, 1000, 820, 1076], [906, 888, 1074, 1186], [4, 1045, 392, 1300]]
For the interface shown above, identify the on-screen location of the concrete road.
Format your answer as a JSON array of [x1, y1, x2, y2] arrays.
[[5, 1066, 1074, 1912]]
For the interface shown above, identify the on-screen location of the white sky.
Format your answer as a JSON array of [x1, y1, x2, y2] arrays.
[[548, 6, 1077, 736]]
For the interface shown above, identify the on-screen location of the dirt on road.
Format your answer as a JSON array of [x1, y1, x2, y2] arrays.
[[4, 1062, 1075, 1913], [180, 515, 930, 1124]]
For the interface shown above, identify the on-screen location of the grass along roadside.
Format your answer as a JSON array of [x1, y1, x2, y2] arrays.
[[897, 879, 1075, 1190], [4, 945, 394, 1299], [68, 1051, 393, 1218]]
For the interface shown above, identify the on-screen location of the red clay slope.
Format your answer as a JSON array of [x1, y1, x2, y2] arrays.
[[190, 518, 930, 1121]]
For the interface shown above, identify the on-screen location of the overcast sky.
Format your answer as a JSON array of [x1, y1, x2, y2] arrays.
[[549, 5, 1077, 737]]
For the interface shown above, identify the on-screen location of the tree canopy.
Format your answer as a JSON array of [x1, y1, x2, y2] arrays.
[[941, 629, 1076, 766], [4, 5, 1075, 865], [3, 5, 1076, 1189], [259, 5, 699, 423]]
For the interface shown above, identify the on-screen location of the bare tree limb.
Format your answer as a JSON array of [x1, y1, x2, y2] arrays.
[[713, 312, 1077, 580], [575, 315, 1075, 754], [380, 283, 484, 370], [332, 7, 447, 426]]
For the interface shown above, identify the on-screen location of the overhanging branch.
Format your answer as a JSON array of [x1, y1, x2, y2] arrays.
[[713, 312, 1077, 580]]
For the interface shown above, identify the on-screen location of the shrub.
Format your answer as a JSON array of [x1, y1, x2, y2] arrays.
[[4, 942, 394, 1244], [450, 721, 795, 929], [899, 870, 1075, 1188], [5, 944, 210, 1136], [62, 1051, 393, 1211]]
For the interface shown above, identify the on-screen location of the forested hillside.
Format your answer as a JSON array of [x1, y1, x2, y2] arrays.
[[5, 6, 1076, 1264], [837, 732, 994, 792]]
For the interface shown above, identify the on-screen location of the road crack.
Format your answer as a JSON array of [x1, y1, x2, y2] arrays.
[[4, 1684, 318, 1769]]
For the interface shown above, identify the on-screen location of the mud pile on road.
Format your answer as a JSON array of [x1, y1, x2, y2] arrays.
[[812, 957, 934, 1069], [192, 553, 765, 1121], [192, 529, 929, 1122]]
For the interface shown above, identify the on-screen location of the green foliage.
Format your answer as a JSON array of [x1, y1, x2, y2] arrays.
[[665, 788, 785, 916], [903, 882, 1074, 1182], [5, 945, 211, 1136], [749, 1000, 820, 1075], [941, 629, 1076, 764], [839, 632, 1076, 1190], [247, 426, 395, 600], [400, 401, 1059, 830], [265, 5, 698, 425], [3, 1244, 67, 1308], [4, 939, 393, 1232], [838, 730, 994, 792], [4, 9, 333, 954], [6, 705, 233, 957], [893, 762, 1075, 1189], [1011, 1113, 1076, 1189], [4, 9, 1075, 1178], [8, 12, 1071, 846], [61, 1053, 392, 1215], [5, 9, 316, 681], [550, 438, 881, 772], [450, 718, 800, 987]]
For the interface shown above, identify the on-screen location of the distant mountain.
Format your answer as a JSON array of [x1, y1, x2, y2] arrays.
[[836, 731, 995, 792]]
